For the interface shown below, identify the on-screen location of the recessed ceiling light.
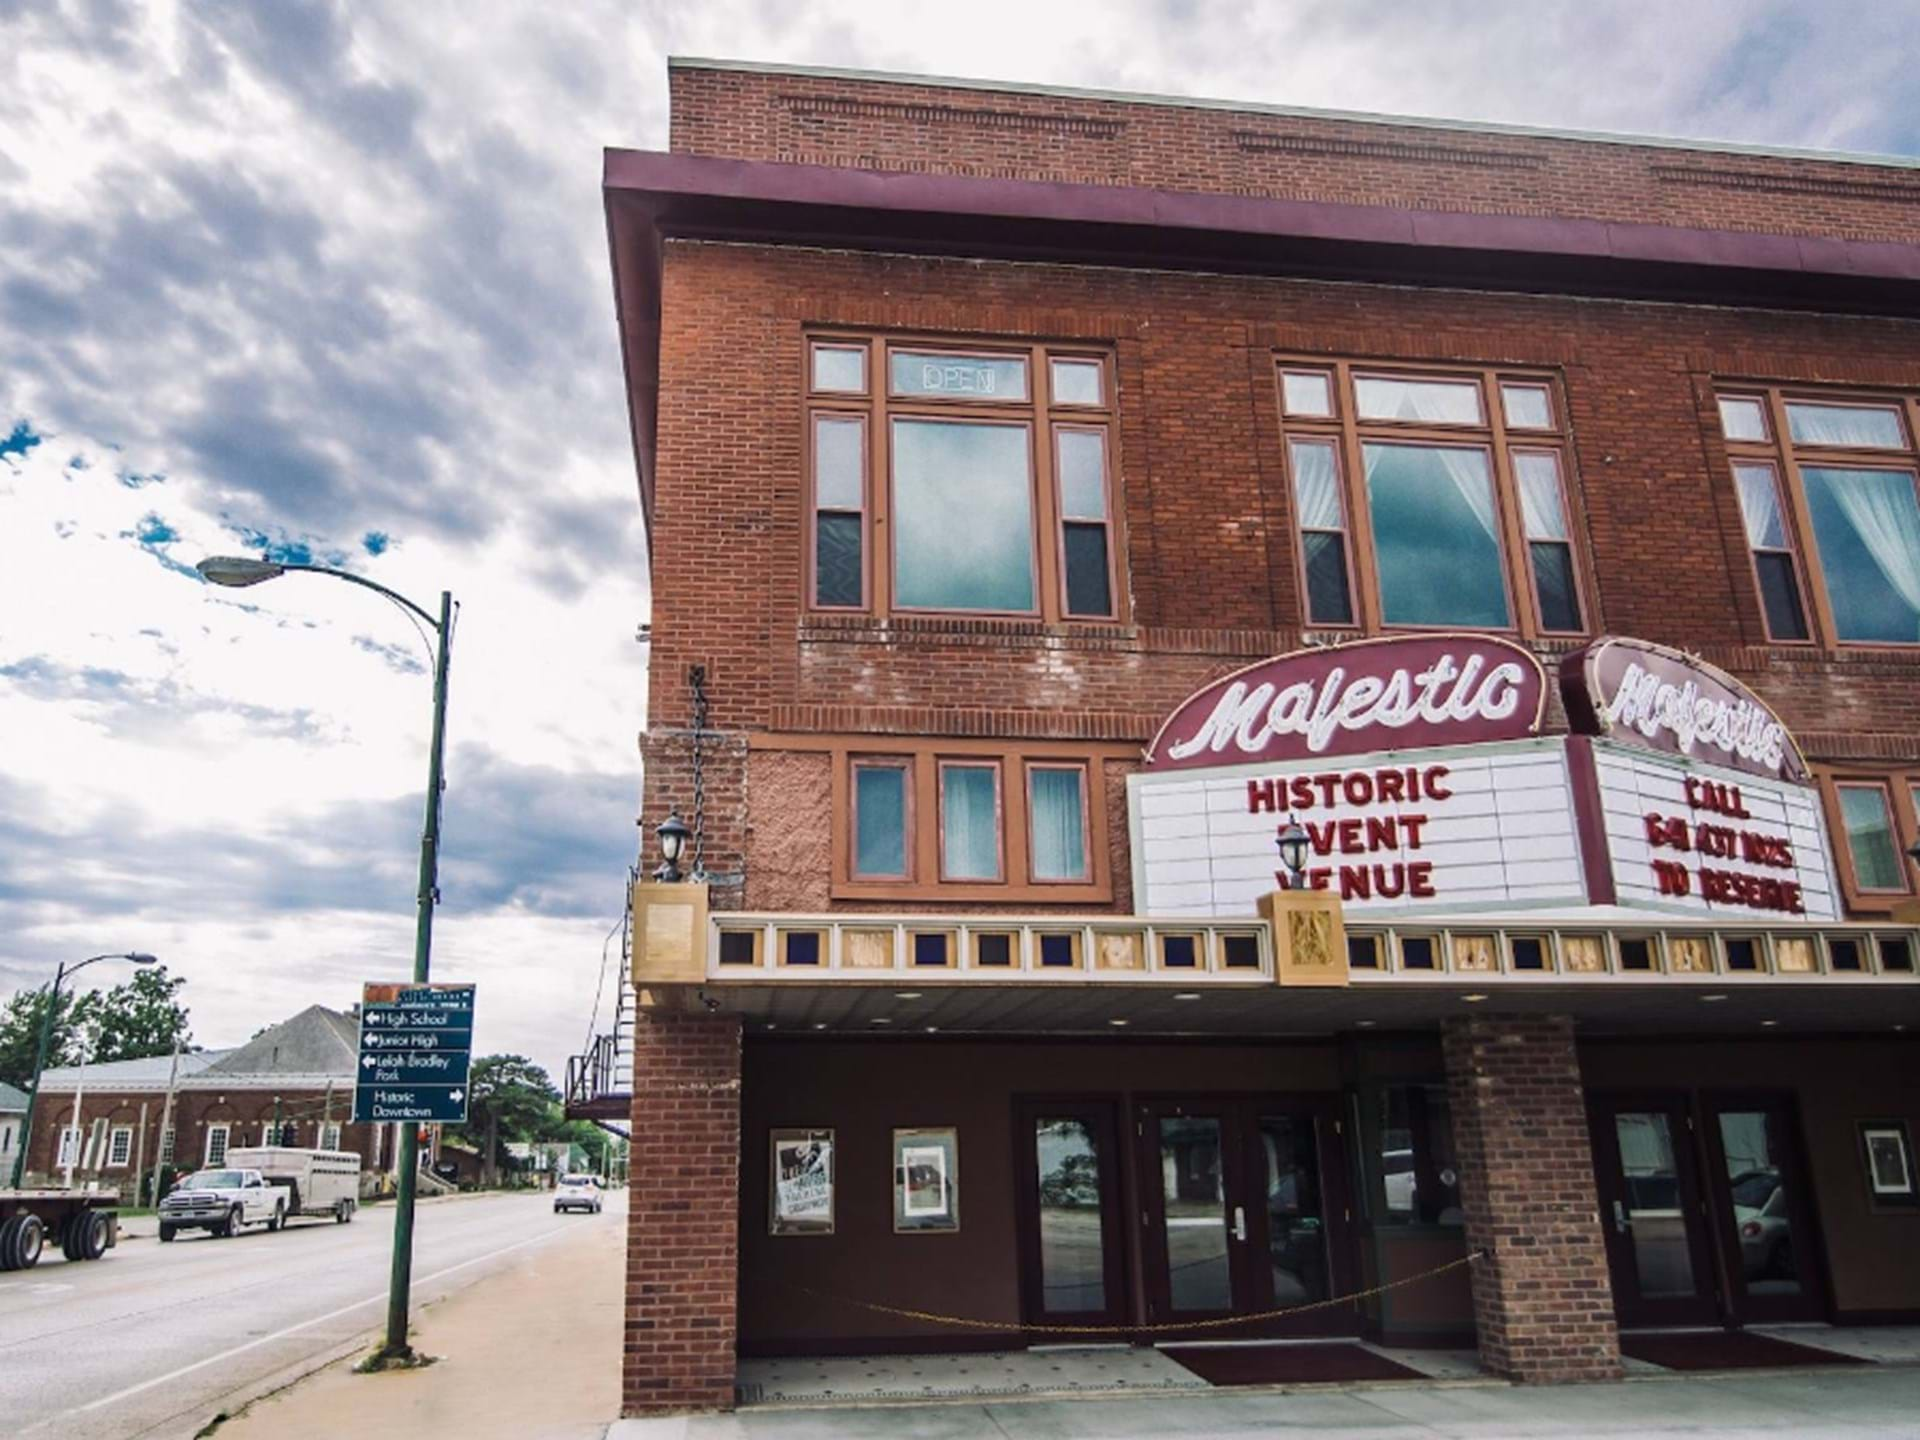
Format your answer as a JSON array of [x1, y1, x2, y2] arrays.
[[894, 991, 922, 1000], [1356, 1019, 1376, 1028], [1109, 1018, 1129, 1027], [1896, 1024, 1907, 1033], [1761, 1020, 1778, 1027], [871, 1017, 892, 1025], [1173, 992, 1202, 1001], [924, 1025, 939, 1034], [812, 1022, 828, 1030], [1701, 994, 1729, 1002], [765, 1023, 777, 1030], [1461, 994, 1488, 1003]]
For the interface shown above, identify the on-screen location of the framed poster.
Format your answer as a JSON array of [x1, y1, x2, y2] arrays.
[[894, 1127, 959, 1233], [1858, 1121, 1918, 1211], [770, 1129, 835, 1235]]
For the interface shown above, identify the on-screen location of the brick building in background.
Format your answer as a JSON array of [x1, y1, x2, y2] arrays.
[[20, 1004, 415, 1195], [594, 59, 1920, 1415]]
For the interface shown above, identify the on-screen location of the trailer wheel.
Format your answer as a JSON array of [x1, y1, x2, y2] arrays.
[[14, 1214, 45, 1268], [60, 1214, 85, 1261], [70, 1210, 108, 1261], [334, 1199, 352, 1224], [0, 1214, 24, 1271]]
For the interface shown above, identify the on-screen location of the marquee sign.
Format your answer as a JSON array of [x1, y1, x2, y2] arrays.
[[1145, 635, 1545, 771], [1561, 636, 1810, 784], [1131, 633, 1841, 924]]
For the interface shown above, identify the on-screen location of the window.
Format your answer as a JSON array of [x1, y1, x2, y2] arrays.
[[57, 1127, 79, 1169], [939, 761, 1003, 882], [851, 759, 911, 880], [322, 1123, 341, 1152], [1278, 361, 1586, 637], [807, 337, 1120, 620], [160, 1126, 175, 1164], [1836, 782, 1908, 893], [1717, 386, 1920, 645], [1365, 1085, 1463, 1227], [107, 1126, 132, 1168], [1818, 769, 1920, 911], [206, 1123, 230, 1167], [1027, 763, 1090, 883], [828, 741, 1116, 901]]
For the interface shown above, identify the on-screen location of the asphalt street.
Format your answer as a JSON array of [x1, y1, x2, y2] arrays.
[[0, 1188, 621, 1440]]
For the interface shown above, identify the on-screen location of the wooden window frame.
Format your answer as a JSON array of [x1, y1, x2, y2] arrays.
[[1286, 434, 1357, 628], [1499, 381, 1556, 432], [1275, 357, 1592, 641], [1727, 457, 1814, 644], [1024, 760, 1093, 885], [205, 1123, 230, 1167], [807, 411, 870, 610], [1816, 768, 1920, 911], [803, 333, 1123, 624], [849, 756, 914, 883], [107, 1125, 132, 1168], [806, 735, 1121, 903], [1509, 444, 1585, 636], [1717, 383, 1920, 649], [938, 758, 1007, 884], [1052, 422, 1120, 620]]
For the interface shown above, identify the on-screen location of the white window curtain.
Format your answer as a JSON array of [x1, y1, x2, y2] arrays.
[[1355, 376, 1480, 425], [1823, 470, 1920, 616], [942, 767, 1000, 880], [1733, 465, 1787, 548], [1290, 440, 1343, 528], [1030, 769, 1087, 881], [1786, 403, 1905, 448], [1515, 453, 1568, 539], [1432, 448, 1498, 543]]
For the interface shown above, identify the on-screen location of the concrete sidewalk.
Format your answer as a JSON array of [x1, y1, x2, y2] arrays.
[[614, 1367, 1920, 1438], [214, 1200, 622, 1440]]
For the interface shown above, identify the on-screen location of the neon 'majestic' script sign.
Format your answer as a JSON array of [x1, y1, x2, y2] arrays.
[[1145, 636, 1546, 771]]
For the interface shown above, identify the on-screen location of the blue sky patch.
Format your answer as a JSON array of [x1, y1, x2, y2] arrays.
[[363, 530, 390, 556], [1, 420, 43, 462], [118, 470, 164, 488]]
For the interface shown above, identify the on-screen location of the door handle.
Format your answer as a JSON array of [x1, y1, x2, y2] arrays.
[[1233, 1205, 1248, 1242], [1612, 1200, 1630, 1235]]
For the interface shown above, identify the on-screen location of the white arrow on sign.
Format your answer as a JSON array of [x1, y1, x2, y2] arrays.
[[362, 1056, 377, 1068], [449, 1090, 464, 1103]]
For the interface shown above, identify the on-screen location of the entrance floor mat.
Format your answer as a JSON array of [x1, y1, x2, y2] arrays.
[[1620, 1329, 1872, 1371], [1163, 1341, 1429, 1385]]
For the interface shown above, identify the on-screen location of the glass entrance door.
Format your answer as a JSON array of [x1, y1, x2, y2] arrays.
[[1014, 1100, 1129, 1330], [1138, 1096, 1354, 1334], [1589, 1095, 1720, 1326], [1702, 1098, 1824, 1324]]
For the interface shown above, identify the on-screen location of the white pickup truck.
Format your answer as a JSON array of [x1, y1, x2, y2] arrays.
[[158, 1167, 293, 1241]]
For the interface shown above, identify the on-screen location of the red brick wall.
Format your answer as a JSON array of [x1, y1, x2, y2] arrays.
[[640, 236, 1920, 909], [1443, 1015, 1621, 1383], [669, 63, 1920, 244], [624, 1012, 742, 1415], [21, 1088, 375, 1187]]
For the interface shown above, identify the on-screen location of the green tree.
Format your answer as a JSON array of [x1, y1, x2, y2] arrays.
[[0, 985, 85, 1090], [72, 966, 193, 1064], [453, 1054, 561, 1185]]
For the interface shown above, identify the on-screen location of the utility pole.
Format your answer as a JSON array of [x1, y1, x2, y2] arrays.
[[149, 1035, 182, 1208], [133, 1100, 148, 1205]]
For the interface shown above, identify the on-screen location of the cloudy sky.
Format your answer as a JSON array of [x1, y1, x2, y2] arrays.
[[4, 0, 1918, 1080]]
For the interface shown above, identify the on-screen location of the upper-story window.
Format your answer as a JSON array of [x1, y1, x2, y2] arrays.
[[1815, 766, 1920, 912], [1277, 359, 1587, 638], [1717, 387, 1920, 646], [807, 336, 1120, 621]]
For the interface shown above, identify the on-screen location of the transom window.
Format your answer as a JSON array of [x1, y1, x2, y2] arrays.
[[831, 742, 1113, 901], [1277, 360, 1586, 637], [1718, 386, 1920, 646], [807, 337, 1120, 621]]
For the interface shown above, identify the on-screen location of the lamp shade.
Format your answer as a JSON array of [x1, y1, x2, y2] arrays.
[[656, 811, 691, 866], [196, 556, 286, 588], [1276, 820, 1311, 879]]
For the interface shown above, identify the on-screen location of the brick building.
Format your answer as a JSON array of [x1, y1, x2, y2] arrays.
[[598, 59, 1920, 1414], [20, 1004, 402, 1194]]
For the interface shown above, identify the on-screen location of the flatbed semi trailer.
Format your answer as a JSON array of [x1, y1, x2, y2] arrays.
[[0, 1189, 119, 1269]]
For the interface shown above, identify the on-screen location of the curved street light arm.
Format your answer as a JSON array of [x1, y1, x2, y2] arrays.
[[270, 563, 442, 632]]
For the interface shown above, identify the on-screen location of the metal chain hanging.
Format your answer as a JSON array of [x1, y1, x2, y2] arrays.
[[688, 664, 708, 879]]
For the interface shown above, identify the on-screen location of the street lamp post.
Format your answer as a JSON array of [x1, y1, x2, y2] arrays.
[[197, 554, 454, 1364], [10, 953, 158, 1189]]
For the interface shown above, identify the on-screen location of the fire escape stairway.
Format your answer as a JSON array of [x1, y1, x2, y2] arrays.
[[565, 891, 635, 1123]]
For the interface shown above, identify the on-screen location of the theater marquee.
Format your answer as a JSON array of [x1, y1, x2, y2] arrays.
[[1130, 634, 1841, 922]]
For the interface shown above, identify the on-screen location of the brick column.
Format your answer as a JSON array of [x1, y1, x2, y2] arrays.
[[624, 1011, 742, 1415], [1442, 1014, 1621, 1384]]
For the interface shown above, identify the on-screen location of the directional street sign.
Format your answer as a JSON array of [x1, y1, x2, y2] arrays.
[[353, 982, 476, 1125]]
